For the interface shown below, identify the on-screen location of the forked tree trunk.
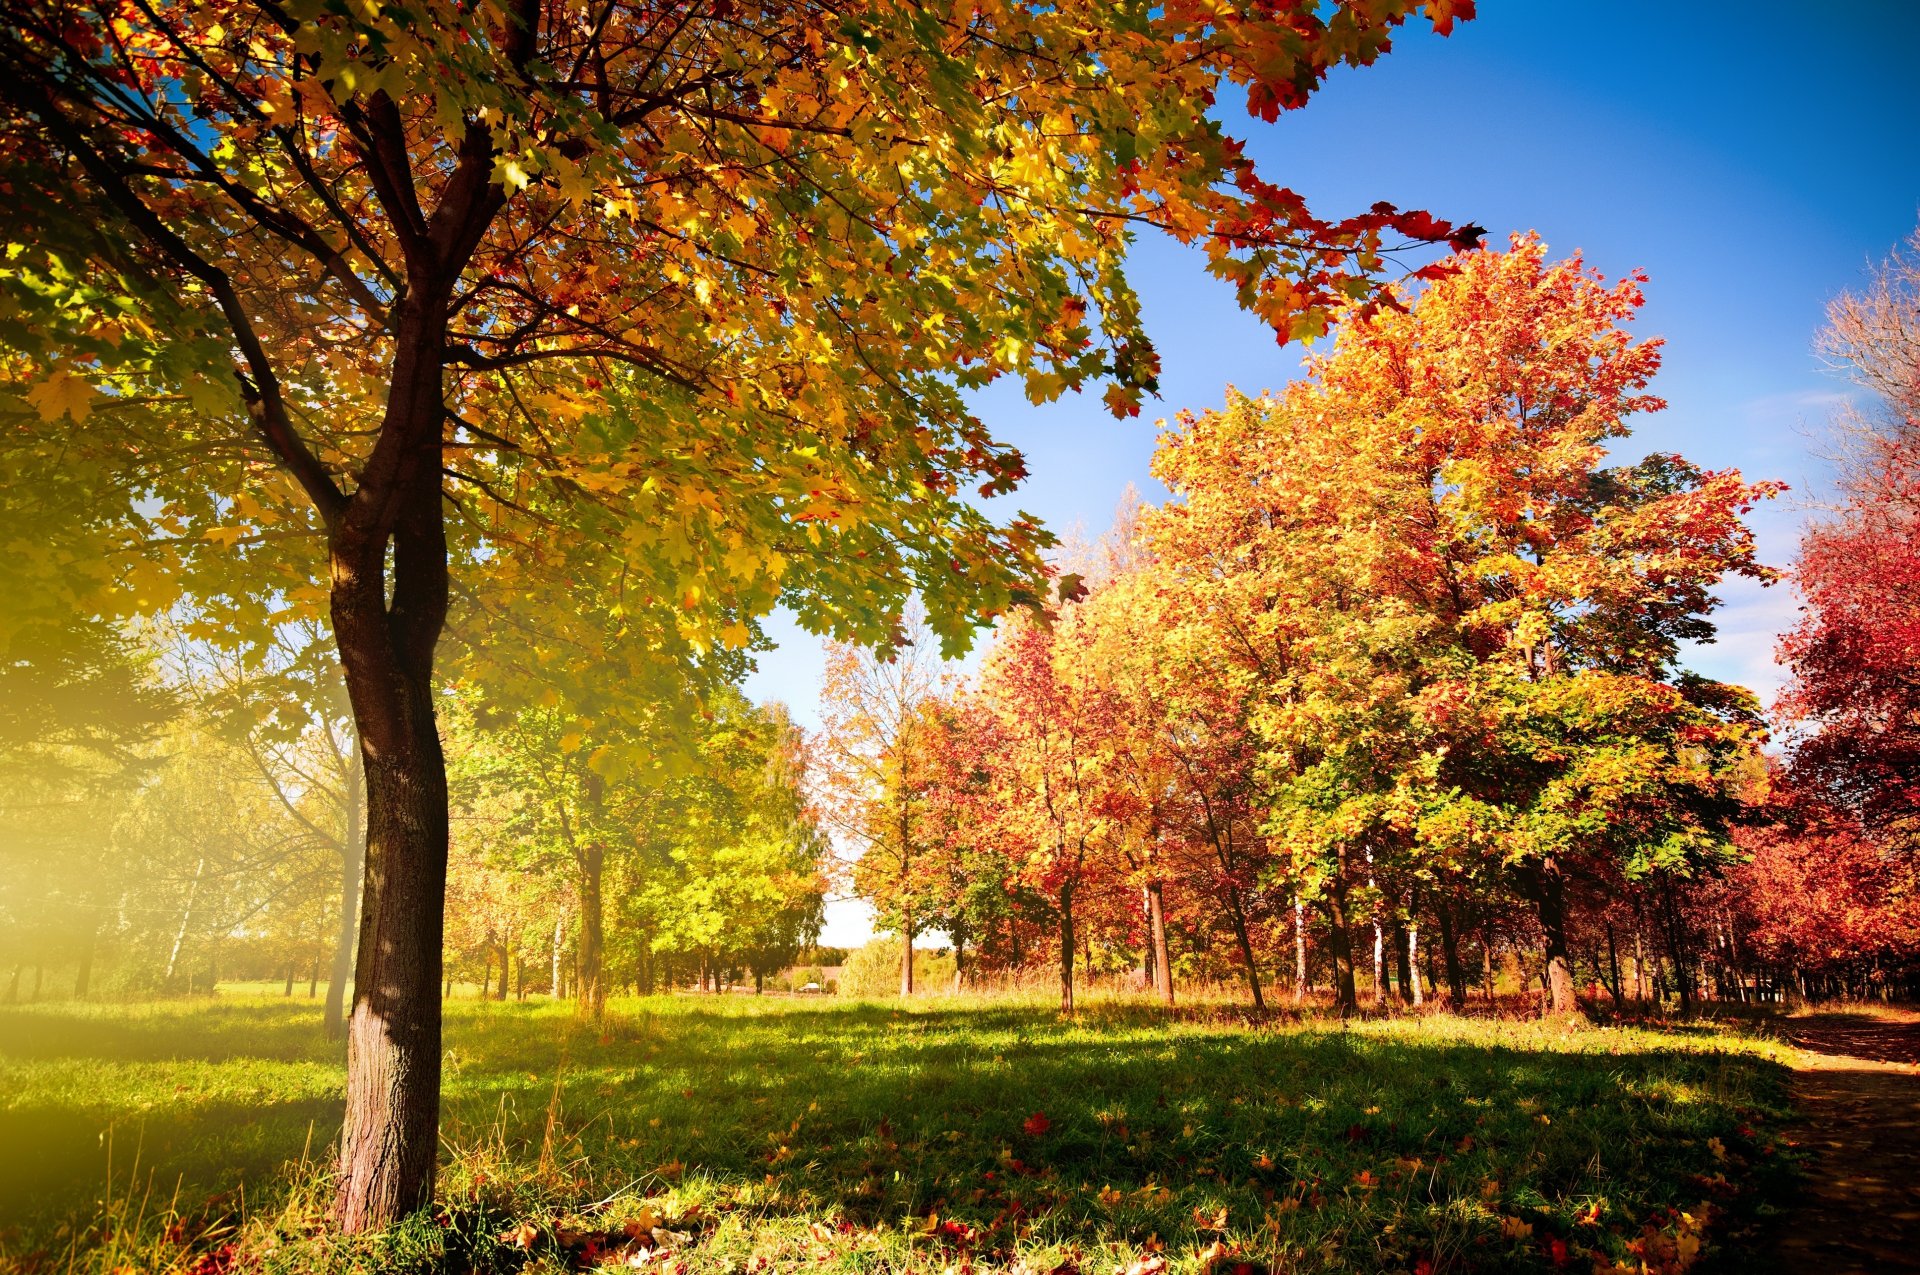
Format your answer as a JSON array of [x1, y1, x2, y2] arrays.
[[1526, 865, 1580, 1017], [325, 742, 365, 1040], [1146, 880, 1173, 1005], [1058, 882, 1075, 1014], [330, 294, 458, 1231]]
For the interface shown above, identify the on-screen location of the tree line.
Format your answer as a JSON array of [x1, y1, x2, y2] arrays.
[[822, 235, 1920, 1018]]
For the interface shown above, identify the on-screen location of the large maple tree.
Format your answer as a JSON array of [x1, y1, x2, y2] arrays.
[[0, 0, 1477, 1226]]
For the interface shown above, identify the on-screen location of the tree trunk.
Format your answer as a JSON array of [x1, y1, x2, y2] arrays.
[[1224, 887, 1266, 1010], [1605, 921, 1623, 1004], [325, 740, 365, 1040], [551, 910, 567, 997], [1481, 930, 1497, 1003], [1371, 919, 1387, 1008], [1406, 919, 1423, 1007], [1058, 883, 1075, 1014], [285, 964, 296, 997], [310, 948, 322, 998], [329, 328, 457, 1229], [74, 924, 95, 999], [493, 939, 509, 1002], [1528, 866, 1581, 1017], [165, 856, 206, 982], [1293, 894, 1309, 1005], [1147, 880, 1174, 1005], [577, 840, 605, 1018], [900, 907, 915, 997], [1392, 918, 1414, 1005], [1323, 872, 1358, 1017], [1436, 902, 1466, 1012]]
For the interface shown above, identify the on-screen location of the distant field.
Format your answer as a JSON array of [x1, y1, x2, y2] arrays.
[[0, 991, 1798, 1274]]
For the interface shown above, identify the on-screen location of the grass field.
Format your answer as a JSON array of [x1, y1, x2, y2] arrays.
[[0, 991, 1800, 1274]]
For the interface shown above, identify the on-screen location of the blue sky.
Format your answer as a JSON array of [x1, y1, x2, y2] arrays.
[[746, 3, 1920, 945]]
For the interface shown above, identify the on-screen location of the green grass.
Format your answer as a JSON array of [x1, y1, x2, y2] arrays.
[[0, 991, 1799, 1274]]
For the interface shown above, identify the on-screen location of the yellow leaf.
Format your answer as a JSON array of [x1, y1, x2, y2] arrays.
[[558, 730, 584, 753], [720, 621, 752, 649], [26, 369, 95, 422]]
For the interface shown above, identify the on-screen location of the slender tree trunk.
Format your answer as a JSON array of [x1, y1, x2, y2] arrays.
[[1147, 881, 1174, 1005], [1392, 917, 1414, 1005], [1605, 921, 1623, 1005], [1406, 919, 1423, 1007], [31, 964, 42, 1001], [285, 964, 296, 997], [310, 948, 322, 998], [1481, 930, 1497, 1003], [577, 839, 606, 1017], [325, 743, 365, 1040], [900, 907, 914, 997], [2, 965, 16, 1004], [1633, 928, 1649, 1003], [1436, 902, 1466, 1012], [1058, 883, 1075, 1014], [74, 923, 95, 999], [551, 910, 567, 997], [1224, 887, 1266, 1010], [1371, 919, 1386, 1008], [1293, 894, 1309, 1005], [165, 856, 206, 982]]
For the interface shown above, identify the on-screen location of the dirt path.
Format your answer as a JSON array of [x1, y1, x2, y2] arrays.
[[1763, 1015, 1920, 1273]]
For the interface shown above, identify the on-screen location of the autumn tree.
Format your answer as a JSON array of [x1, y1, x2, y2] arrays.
[[0, 0, 1477, 1224], [813, 617, 951, 995], [1150, 237, 1777, 1016], [1781, 227, 1920, 842]]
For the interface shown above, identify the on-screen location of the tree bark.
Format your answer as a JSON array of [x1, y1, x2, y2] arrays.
[[1224, 887, 1266, 1010], [1435, 902, 1466, 1012], [1293, 894, 1309, 1005], [1526, 865, 1581, 1017], [1391, 917, 1414, 1005], [165, 856, 205, 982], [1058, 883, 1075, 1014], [577, 840, 606, 1018], [325, 740, 365, 1040], [1147, 880, 1174, 1005], [1405, 919, 1423, 1007], [1323, 873, 1358, 1017], [552, 909, 567, 997], [330, 290, 459, 1232], [900, 907, 915, 997]]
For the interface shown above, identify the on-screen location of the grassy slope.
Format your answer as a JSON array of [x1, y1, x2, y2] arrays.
[[0, 992, 1797, 1274]]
